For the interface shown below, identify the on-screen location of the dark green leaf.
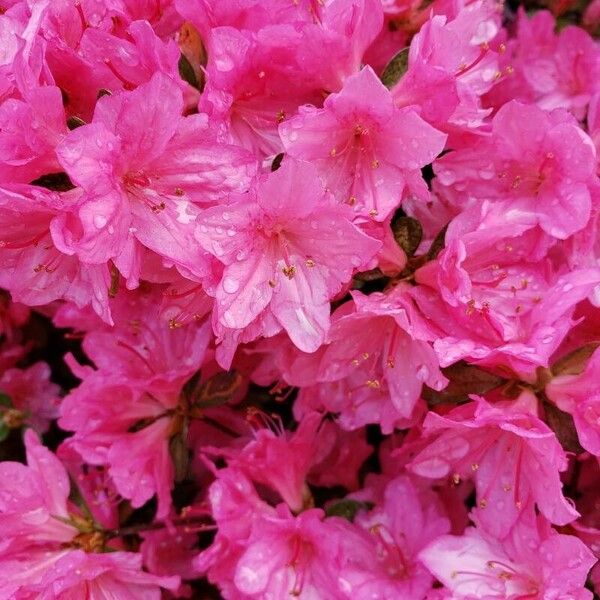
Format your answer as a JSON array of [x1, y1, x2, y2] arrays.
[[390, 215, 423, 257], [170, 421, 190, 483], [325, 499, 373, 522], [0, 423, 9, 442], [427, 223, 449, 260], [422, 361, 505, 406], [0, 393, 12, 408], [552, 343, 599, 376], [271, 153, 284, 172], [181, 369, 203, 405], [67, 116, 86, 130], [380, 47, 409, 89], [192, 371, 242, 409], [545, 402, 583, 454], [178, 54, 199, 90]]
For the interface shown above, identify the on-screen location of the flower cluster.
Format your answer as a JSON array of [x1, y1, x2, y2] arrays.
[[0, 0, 599, 598]]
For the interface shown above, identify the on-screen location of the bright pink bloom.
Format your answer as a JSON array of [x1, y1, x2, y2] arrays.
[[486, 9, 600, 119], [0, 184, 113, 322], [280, 66, 446, 221], [291, 285, 446, 432], [420, 511, 596, 599], [340, 475, 451, 598], [308, 421, 372, 491], [56, 72, 256, 285], [0, 430, 178, 599], [412, 200, 600, 374], [0, 361, 60, 432], [205, 411, 323, 513], [390, 1, 502, 138], [546, 346, 600, 456], [409, 397, 579, 538], [434, 101, 597, 239], [59, 289, 212, 518], [233, 505, 363, 599], [195, 158, 380, 354]]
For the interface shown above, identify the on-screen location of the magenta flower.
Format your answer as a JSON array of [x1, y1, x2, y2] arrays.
[[409, 397, 579, 539], [195, 158, 380, 353], [0, 430, 178, 599], [56, 72, 256, 284], [280, 66, 446, 221], [546, 347, 600, 456], [435, 101, 597, 239], [420, 510, 596, 599]]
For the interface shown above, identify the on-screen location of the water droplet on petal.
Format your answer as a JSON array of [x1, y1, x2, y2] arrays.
[[222, 276, 240, 294], [93, 215, 107, 229]]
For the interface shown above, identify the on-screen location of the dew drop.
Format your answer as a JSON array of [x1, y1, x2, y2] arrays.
[[222, 277, 240, 294], [93, 215, 107, 229]]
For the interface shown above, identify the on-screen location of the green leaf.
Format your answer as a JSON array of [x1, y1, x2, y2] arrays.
[[390, 215, 423, 257], [545, 402, 583, 454], [422, 362, 505, 406], [271, 153, 284, 172], [325, 499, 373, 522], [552, 343, 600, 376], [427, 223, 449, 260], [0, 393, 12, 408], [178, 54, 199, 90], [170, 420, 190, 483], [0, 423, 9, 442], [192, 371, 242, 409], [67, 116, 86, 130], [380, 47, 410, 89]]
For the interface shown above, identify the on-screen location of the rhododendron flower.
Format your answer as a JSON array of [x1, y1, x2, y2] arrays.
[[412, 200, 600, 373], [420, 510, 596, 599], [434, 101, 597, 239], [280, 66, 446, 221], [195, 158, 380, 354], [59, 290, 212, 518], [0, 184, 113, 322], [390, 0, 502, 137], [0, 429, 179, 599], [0, 0, 599, 597], [0, 361, 60, 432], [56, 72, 256, 285], [409, 397, 579, 538], [486, 9, 600, 118], [340, 475, 451, 598]]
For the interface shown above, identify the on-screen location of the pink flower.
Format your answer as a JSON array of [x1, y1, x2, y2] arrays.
[[390, 0, 502, 138], [434, 101, 597, 239], [340, 475, 451, 599], [0, 430, 178, 599], [205, 411, 323, 513], [420, 510, 596, 599], [546, 346, 600, 456], [195, 158, 380, 354], [0, 361, 60, 432], [486, 9, 600, 119], [0, 184, 113, 322], [59, 289, 212, 518], [307, 421, 372, 491], [408, 397, 579, 538], [56, 72, 256, 286], [233, 505, 357, 599], [412, 200, 600, 374], [317, 287, 446, 419], [280, 66, 446, 221]]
